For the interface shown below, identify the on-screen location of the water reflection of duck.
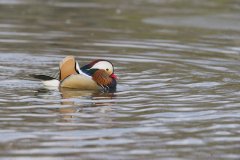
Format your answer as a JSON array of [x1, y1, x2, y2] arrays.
[[60, 87, 116, 101], [35, 87, 116, 120], [60, 87, 116, 109], [59, 88, 116, 120], [32, 56, 118, 92]]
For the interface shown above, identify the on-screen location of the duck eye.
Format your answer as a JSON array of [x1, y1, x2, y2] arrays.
[[106, 68, 109, 71]]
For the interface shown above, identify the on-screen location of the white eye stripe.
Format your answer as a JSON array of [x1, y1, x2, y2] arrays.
[[91, 61, 114, 73]]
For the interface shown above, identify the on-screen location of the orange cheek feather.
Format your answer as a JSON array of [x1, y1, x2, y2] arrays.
[[92, 70, 112, 86]]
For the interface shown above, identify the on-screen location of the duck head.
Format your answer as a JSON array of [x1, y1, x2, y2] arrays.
[[81, 59, 118, 91], [81, 59, 118, 80]]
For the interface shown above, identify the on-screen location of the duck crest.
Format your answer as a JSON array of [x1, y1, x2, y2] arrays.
[[81, 59, 113, 69]]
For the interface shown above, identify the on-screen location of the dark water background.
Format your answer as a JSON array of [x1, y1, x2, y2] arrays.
[[0, 0, 240, 159]]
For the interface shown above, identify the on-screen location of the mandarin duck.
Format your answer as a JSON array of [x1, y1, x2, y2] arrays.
[[33, 56, 117, 91]]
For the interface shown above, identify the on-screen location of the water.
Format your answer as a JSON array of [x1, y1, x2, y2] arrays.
[[0, 0, 240, 159]]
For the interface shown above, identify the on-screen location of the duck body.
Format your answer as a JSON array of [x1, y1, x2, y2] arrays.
[[35, 56, 117, 92], [60, 74, 100, 90]]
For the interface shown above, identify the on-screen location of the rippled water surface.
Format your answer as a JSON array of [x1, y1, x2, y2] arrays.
[[0, 0, 240, 159]]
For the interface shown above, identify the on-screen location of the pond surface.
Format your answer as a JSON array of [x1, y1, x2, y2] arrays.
[[0, 0, 240, 159]]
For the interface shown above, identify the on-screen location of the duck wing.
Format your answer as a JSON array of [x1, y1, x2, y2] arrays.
[[59, 56, 99, 90], [59, 56, 79, 81]]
